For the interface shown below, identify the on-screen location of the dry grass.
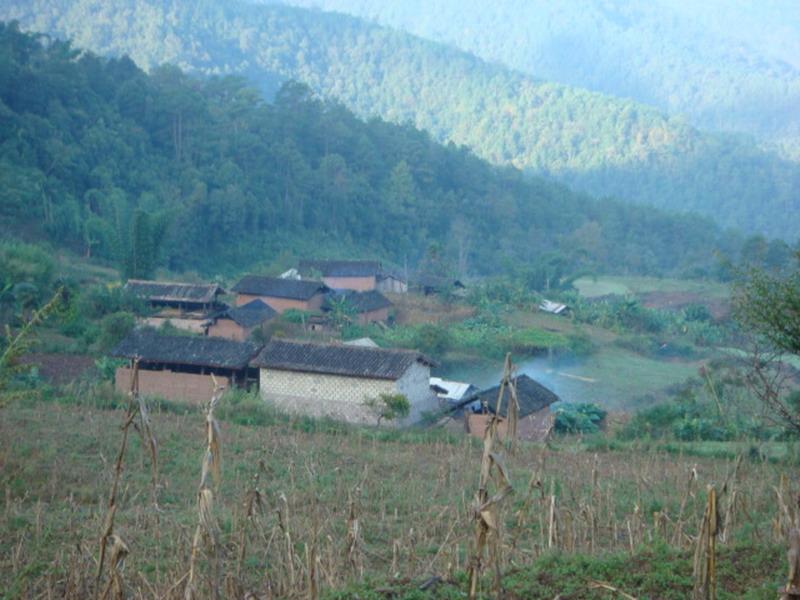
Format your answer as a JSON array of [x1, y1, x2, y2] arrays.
[[0, 395, 796, 598], [387, 293, 475, 326]]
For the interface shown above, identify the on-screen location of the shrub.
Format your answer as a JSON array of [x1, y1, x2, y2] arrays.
[[94, 311, 135, 352], [413, 324, 452, 356], [554, 403, 607, 434]]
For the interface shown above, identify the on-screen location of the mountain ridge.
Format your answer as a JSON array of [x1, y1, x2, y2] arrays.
[[2, 0, 798, 240]]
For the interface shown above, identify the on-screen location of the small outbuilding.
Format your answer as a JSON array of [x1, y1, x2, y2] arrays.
[[111, 330, 262, 404], [376, 271, 408, 294], [207, 299, 277, 341], [231, 276, 329, 313], [323, 290, 393, 324], [539, 299, 570, 316], [299, 260, 382, 291], [253, 339, 437, 425], [415, 274, 466, 296], [452, 375, 559, 442], [124, 279, 226, 334]]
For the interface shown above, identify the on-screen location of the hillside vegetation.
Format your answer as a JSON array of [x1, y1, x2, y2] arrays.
[[0, 24, 743, 279], [284, 0, 800, 154], [3, 0, 799, 240]]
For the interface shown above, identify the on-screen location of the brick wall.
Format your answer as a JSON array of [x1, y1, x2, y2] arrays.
[[466, 408, 554, 442], [259, 361, 435, 425], [142, 316, 208, 334], [394, 361, 437, 423], [207, 318, 248, 341], [323, 276, 376, 291], [236, 293, 324, 313], [115, 367, 227, 405]]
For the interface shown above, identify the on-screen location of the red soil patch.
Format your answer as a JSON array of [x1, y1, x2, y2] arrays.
[[17, 353, 95, 385]]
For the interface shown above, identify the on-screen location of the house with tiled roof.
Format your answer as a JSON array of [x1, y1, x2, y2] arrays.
[[252, 339, 437, 425], [111, 330, 262, 404], [124, 279, 227, 334], [322, 289, 393, 324], [231, 275, 329, 313], [207, 299, 277, 341], [450, 374, 560, 442], [299, 259, 408, 293]]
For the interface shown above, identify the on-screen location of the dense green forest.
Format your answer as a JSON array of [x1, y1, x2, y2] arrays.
[[0, 23, 766, 282], [2, 0, 799, 241], [283, 0, 800, 156]]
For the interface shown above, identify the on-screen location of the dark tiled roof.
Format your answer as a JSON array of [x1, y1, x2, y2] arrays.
[[462, 375, 559, 418], [125, 280, 225, 304], [415, 274, 466, 290], [323, 290, 393, 313], [299, 260, 381, 277], [111, 330, 262, 370], [232, 276, 328, 300], [215, 299, 277, 328], [253, 339, 433, 380]]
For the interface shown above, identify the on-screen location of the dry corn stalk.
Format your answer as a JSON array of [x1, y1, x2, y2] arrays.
[[692, 485, 718, 600], [346, 487, 363, 577], [99, 534, 129, 600], [135, 388, 159, 509], [781, 528, 800, 599], [95, 360, 139, 600], [467, 354, 514, 600], [185, 378, 225, 600]]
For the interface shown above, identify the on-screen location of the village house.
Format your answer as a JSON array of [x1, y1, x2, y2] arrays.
[[253, 339, 437, 425], [299, 259, 408, 293], [450, 374, 559, 442], [231, 276, 329, 313], [206, 299, 276, 341], [376, 271, 408, 294], [323, 289, 393, 324], [299, 259, 381, 291], [124, 279, 226, 334], [111, 330, 262, 404]]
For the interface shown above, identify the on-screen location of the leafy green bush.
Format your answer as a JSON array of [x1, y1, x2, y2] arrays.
[[413, 324, 452, 357], [94, 312, 135, 352], [554, 403, 607, 434]]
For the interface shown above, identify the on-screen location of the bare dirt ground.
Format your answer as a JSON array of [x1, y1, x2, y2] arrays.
[[387, 292, 475, 325], [17, 353, 95, 385]]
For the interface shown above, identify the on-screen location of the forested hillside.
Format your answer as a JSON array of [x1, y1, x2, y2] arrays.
[[0, 24, 751, 281], [283, 0, 800, 156], [3, 0, 799, 240]]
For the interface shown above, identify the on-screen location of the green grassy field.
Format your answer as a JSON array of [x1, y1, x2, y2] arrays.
[[573, 275, 729, 299]]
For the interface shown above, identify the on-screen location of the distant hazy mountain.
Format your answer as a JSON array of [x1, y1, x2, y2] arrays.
[[3, 0, 799, 240], [281, 0, 800, 157]]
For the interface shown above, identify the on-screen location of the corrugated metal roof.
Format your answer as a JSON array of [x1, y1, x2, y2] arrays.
[[429, 377, 476, 401]]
